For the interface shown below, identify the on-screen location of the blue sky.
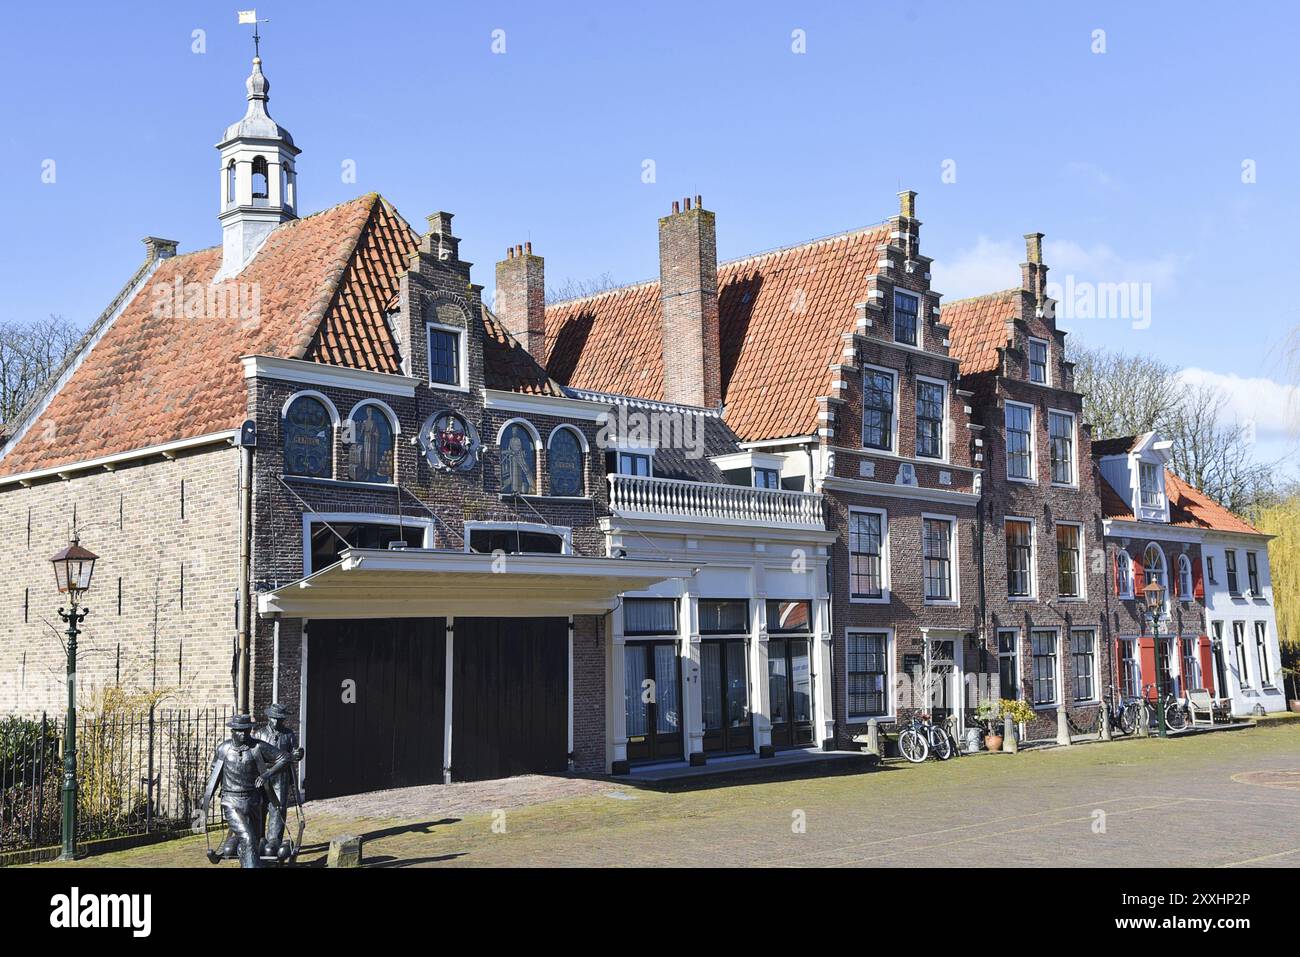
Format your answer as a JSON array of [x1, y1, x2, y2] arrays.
[[1, 1, 1297, 468]]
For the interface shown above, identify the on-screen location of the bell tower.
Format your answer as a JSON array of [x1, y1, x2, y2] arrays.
[[216, 53, 301, 278]]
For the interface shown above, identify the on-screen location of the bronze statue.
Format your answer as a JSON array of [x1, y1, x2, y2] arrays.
[[200, 713, 299, 868], [255, 702, 304, 860]]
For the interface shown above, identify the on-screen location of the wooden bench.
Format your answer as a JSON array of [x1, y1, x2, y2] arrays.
[[1186, 689, 1216, 727]]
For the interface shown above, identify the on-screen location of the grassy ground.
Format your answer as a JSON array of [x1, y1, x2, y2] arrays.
[[33, 722, 1300, 868]]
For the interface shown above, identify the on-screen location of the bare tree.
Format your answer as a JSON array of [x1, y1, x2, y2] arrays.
[[0, 315, 83, 427], [1068, 344, 1181, 440], [1068, 342, 1275, 514], [545, 272, 621, 305]]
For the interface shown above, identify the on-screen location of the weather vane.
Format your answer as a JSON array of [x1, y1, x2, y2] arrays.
[[238, 10, 270, 58]]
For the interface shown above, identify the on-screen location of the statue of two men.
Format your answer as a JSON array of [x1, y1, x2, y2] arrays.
[[201, 707, 303, 868]]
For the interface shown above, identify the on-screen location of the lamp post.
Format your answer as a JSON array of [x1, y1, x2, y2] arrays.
[[50, 537, 98, 861], [1142, 579, 1167, 739]]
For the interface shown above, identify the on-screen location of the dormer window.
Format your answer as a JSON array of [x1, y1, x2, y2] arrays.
[[754, 467, 780, 489], [1028, 338, 1049, 385], [251, 155, 269, 201], [1139, 462, 1163, 508]]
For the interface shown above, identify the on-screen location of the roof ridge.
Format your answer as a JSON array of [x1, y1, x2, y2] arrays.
[[941, 287, 1022, 308], [544, 217, 895, 310]]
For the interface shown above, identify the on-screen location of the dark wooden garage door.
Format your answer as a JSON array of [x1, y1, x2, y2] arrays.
[[452, 618, 569, 782], [305, 618, 445, 800]]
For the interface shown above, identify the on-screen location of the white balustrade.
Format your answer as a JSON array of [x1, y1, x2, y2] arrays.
[[607, 474, 824, 528]]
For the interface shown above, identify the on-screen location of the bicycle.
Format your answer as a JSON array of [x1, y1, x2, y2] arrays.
[[1099, 684, 1142, 737], [1142, 684, 1188, 732], [897, 713, 954, 763]]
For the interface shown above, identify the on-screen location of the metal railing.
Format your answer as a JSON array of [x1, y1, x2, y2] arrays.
[[607, 474, 825, 528], [0, 708, 229, 858]]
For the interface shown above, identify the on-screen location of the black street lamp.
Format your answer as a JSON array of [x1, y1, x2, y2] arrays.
[[50, 537, 97, 861], [1142, 578, 1168, 739]]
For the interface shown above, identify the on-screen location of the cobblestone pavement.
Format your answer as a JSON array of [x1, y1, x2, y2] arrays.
[[39, 723, 1300, 868]]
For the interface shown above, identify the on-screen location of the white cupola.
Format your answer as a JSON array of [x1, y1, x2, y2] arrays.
[[216, 55, 301, 279]]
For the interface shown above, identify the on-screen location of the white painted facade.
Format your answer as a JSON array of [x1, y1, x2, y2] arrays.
[[602, 514, 837, 771], [1200, 534, 1287, 716]]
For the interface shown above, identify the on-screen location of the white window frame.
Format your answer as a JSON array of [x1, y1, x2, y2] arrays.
[[914, 374, 949, 463], [1225, 549, 1240, 595], [1232, 621, 1250, 688], [545, 425, 591, 499], [1069, 628, 1099, 704], [496, 417, 543, 496], [1254, 621, 1274, 688], [892, 289, 921, 348], [1246, 551, 1261, 597], [1030, 628, 1060, 709], [1027, 336, 1051, 385], [1177, 554, 1194, 603], [463, 520, 574, 555], [846, 628, 895, 723], [1047, 408, 1077, 487], [921, 512, 959, 606], [1055, 521, 1086, 601], [1138, 460, 1164, 509], [1116, 550, 1135, 599], [848, 507, 890, 604], [301, 512, 436, 575], [426, 321, 469, 392], [1004, 516, 1037, 601], [1118, 636, 1142, 701], [1143, 543, 1169, 608], [997, 627, 1021, 701], [861, 364, 899, 455], [1179, 635, 1202, 695], [1004, 400, 1036, 483]]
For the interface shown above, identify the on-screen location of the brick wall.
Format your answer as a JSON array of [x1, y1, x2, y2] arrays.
[[0, 445, 240, 714]]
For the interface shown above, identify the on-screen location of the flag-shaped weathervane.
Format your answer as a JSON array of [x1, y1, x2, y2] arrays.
[[238, 10, 269, 57]]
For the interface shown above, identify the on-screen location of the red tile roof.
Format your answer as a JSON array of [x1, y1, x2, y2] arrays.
[[544, 224, 892, 441], [1099, 468, 1262, 536], [481, 307, 565, 396], [0, 194, 556, 478], [1165, 470, 1262, 535], [942, 289, 1020, 374]]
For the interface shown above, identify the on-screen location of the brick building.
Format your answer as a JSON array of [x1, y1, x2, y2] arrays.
[[943, 236, 1110, 739], [1, 53, 1286, 801]]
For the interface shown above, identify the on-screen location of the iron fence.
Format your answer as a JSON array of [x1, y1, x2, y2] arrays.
[[0, 707, 231, 856]]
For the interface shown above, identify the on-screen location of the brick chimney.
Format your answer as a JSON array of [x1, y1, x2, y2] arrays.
[[658, 196, 720, 408], [495, 242, 546, 355], [1021, 232, 1048, 317]]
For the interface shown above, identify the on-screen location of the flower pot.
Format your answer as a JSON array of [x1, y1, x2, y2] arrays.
[[1288, 699, 1300, 714], [985, 734, 1003, 751]]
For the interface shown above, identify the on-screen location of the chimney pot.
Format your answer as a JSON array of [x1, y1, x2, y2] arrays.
[[684, 196, 692, 211], [672, 200, 680, 214], [525, 241, 532, 255], [695, 194, 702, 208]]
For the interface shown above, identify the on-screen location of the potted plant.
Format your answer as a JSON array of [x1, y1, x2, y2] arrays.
[[975, 701, 1001, 751]]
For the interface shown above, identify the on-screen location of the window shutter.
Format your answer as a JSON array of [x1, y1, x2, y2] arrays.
[[1197, 636, 1215, 696], [1192, 558, 1205, 600], [1138, 637, 1157, 701], [1132, 558, 1145, 596]]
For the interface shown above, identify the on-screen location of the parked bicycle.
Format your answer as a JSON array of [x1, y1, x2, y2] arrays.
[[897, 713, 955, 763], [1144, 684, 1188, 732], [1100, 684, 1143, 736]]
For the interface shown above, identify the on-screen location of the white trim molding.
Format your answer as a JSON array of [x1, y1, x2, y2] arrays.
[[242, 354, 419, 398]]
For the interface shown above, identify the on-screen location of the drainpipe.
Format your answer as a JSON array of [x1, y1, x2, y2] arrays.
[[236, 424, 255, 713]]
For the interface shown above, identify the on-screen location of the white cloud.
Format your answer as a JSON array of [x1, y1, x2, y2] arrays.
[[932, 236, 1184, 303], [1177, 367, 1300, 441], [930, 235, 1020, 300]]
